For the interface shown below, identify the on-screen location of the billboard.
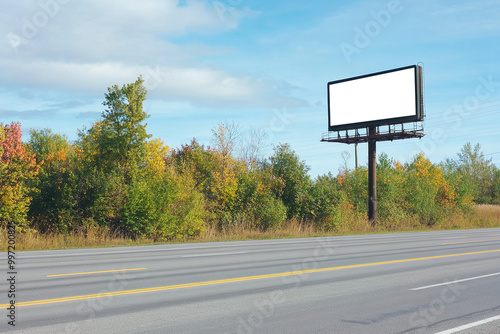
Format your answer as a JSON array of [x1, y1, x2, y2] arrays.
[[328, 65, 423, 131]]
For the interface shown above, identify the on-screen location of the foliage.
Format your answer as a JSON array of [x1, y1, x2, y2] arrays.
[[209, 123, 243, 216], [492, 168, 500, 205], [79, 76, 150, 175], [170, 124, 245, 226], [269, 143, 312, 219], [339, 166, 368, 213], [327, 152, 474, 228], [27, 129, 77, 233], [123, 166, 205, 240], [376, 154, 408, 222], [0, 122, 40, 227], [308, 173, 356, 230], [455, 142, 496, 203], [4, 79, 498, 240], [169, 139, 216, 197], [144, 138, 169, 177], [404, 154, 449, 225], [234, 166, 286, 229]]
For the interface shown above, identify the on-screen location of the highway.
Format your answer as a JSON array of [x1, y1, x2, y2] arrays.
[[2, 228, 500, 333]]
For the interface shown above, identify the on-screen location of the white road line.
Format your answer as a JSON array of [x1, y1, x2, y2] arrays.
[[434, 315, 500, 334], [411, 272, 500, 291], [17, 238, 339, 259], [182, 252, 248, 258]]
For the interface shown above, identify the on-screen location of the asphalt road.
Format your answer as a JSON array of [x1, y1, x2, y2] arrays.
[[2, 228, 500, 333]]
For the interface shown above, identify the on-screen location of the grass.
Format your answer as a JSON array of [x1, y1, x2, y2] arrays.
[[2, 205, 500, 252]]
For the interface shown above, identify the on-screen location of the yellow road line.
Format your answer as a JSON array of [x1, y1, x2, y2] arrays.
[[47, 268, 147, 277], [5, 249, 500, 308], [442, 238, 500, 245]]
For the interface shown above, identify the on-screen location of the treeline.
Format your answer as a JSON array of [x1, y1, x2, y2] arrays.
[[1, 77, 499, 240]]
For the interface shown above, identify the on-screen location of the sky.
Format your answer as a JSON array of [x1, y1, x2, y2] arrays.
[[1, 0, 500, 177]]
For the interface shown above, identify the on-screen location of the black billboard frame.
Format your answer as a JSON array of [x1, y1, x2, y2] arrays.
[[327, 65, 423, 132]]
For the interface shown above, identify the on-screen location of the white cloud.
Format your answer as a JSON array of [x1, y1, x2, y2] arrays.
[[0, 58, 307, 109], [0, 0, 304, 110]]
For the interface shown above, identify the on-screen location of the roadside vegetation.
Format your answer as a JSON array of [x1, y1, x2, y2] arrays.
[[1, 77, 500, 251]]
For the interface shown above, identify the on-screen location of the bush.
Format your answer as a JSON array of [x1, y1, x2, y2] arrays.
[[269, 143, 312, 219], [233, 166, 286, 230], [337, 167, 368, 214], [404, 154, 453, 225], [122, 167, 206, 240], [376, 154, 406, 221], [252, 192, 287, 230]]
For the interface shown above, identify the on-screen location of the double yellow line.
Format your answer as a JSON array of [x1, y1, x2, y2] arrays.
[[4, 248, 500, 308]]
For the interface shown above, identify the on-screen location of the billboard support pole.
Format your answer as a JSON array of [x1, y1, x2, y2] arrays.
[[368, 126, 377, 226], [355, 142, 358, 169]]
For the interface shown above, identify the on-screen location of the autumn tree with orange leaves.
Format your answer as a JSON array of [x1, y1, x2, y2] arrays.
[[0, 122, 39, 227], [27, 129, 76, 233]]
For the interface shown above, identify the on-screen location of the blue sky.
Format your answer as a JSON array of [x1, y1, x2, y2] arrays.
[[1, 0, 500, 177]]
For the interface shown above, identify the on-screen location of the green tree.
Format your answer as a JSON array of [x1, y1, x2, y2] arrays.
[[74, 77, 152, 230], [308, 173, 352, 229], [492, 167, 500, 204], [123, 166, 206, 240], [269, 143, 312, 219], [79, 76, 151, 175], [170, 123, 245, 226], [234, 166, 286, 230], [376, 153, 407, 221], [455, 142, 495, 203], [169, 139, 217, 201], [27, 129, 78, 233]]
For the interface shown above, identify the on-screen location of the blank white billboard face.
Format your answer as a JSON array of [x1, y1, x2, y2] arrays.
[[328, 66, 422, 131]]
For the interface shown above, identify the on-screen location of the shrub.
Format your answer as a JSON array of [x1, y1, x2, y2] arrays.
[[233, 166, 286, 230], [122, 167, 206, 240], [252, 192, 287, 230]]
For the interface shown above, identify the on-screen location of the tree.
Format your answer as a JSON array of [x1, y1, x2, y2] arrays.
[[169, 138, 216, 198], [455, 142, 495, 203], [123, 165, 206, 240], [0, 122, 39, 227], [27, 129, 77, 233], [28, 128, 71, 164], [210, 122, 243, 217], [79, 76, 151, 175], [171, 124, 245, 225], [211, 121, 240, 159], [144, 138, 169, 178], [74, 77, 152, 230], [492, 167, 500, 204], [269, 143, 311, 219], [308, 173, 354, 229], [404, 153, 458, 225], [239, 127, 268, 166], [234, 164, 286, 229]]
